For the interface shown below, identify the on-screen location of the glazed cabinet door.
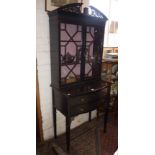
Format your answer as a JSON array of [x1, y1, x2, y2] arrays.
[[60, 23, 82, 85], [60, 23, 104, 86], [84, 26, 104, 80]]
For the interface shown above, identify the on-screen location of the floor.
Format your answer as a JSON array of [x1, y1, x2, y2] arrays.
[[37, 113, 117, 155]]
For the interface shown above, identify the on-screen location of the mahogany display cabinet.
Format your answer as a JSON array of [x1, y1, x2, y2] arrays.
[[47, 3, 111, 151]]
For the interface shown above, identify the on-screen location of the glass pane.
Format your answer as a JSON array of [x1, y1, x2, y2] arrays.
[[60, 23, 82, 85], [85, 26, 95, 79]]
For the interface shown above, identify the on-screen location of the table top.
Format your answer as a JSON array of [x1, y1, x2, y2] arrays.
[[60, 81, 110, 97]]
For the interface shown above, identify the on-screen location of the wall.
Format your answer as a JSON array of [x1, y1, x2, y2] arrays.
[[36, 0, 96, 140], [89, 0, 118, 47]]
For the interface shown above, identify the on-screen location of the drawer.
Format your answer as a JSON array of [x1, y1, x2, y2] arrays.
[[67, 89, 108, 116], [70, 102, 95, 116], [68, 89, 106, 106], [70, 98, 106, 116], [70, 98, 105, 116]]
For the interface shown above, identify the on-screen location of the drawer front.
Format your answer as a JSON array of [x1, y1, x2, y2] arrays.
[[70, 102, 94, 116], [70, 98, 105, 116], [69, 90, 106, 106], [68, 90, 107, 116]]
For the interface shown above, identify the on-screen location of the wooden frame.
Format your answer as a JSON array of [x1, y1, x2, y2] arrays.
[[45, 0, 79, 11], [36, 65, 44, 143]]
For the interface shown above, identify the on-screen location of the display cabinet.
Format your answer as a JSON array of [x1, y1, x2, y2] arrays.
[[47, 3, 110, 151]]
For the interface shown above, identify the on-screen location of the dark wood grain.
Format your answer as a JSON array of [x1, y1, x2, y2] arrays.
[[47, 3, 109, 151]]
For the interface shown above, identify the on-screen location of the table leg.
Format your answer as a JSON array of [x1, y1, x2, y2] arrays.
[[89, 111, 91, 122], [104, 104, 109, 132], [66, 116, 71, 151], [104, 86, 111, 132], [53, 106, 57, 138]]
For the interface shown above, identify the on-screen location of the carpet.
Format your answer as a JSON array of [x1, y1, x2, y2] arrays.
[[36, 114, 117, 155], [96, 118, 118, 155], [51, 115, 118, 155]]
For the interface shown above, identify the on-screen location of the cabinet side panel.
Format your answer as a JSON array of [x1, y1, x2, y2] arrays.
[[49, 16, 60, 88], [53, 88, 67, 115]]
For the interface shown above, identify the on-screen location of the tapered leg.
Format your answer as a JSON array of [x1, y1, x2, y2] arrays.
[[89, 111, 91, 122], [104, 86, 111, 132], [114, 96, 118, 119], [66, 116, 71, 151], [53, 106, 57, 138], [104, 104, 109, 132]]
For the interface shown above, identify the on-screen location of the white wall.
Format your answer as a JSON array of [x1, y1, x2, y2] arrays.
[[36, 0, 96, 141], [89, 0, 118, 47]]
